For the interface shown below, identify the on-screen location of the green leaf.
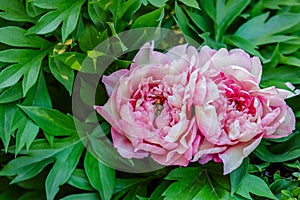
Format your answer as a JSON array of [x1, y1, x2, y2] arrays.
[[0, 137, 81, 183], [254, 132, 300, 163], [0, 48, 50, 95], [27, 0, 86, 41], [18, 192, 45, 200], [49, 57, 74, 95], [148, 0, 168, 7], [163, 167, 232, 200], [236, 174, 277, 199], [87, 0, 110, 27], [13, 110, 39, 155], [174, 2, 198, 46], [108, 0, 142, 32], [55, 52, 87, 72], [10, 157, 54, 184], [78, 24, 101, 52], [60, 193, 99, 200], [0, 64, 26, 89], [46, 141, 84, 200], [31, 0, 69, 9], [0, 26, 51, 48], [132, 7, 164, 28], [0, 82, 23, 104], [148, 180, 170, 200], [214, 0, 250, 41], [0, 0, 36, 23], [0, 49, 41, 63], [21, 52, 46, 95], [178, 0, 200, 10], [224, 35, 264, 61], [84, 151, 116, 200], [25, 1, 46, 18], [18, 105, 77, 136], [114, 178, 151, 194], [235, 12, 300, 45], [230, 158, 249, 195], [67, 169, 94, 191], [0, 104, 16, 151], [270, 179, 299, 197], [186, 10, 210, 32], [23, 70, 52, 108]]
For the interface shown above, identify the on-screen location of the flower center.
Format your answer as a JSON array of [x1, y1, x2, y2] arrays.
[[153, 97, 164, 116]]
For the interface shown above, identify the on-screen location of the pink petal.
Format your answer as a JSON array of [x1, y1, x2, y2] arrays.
[[165, 120, 190, 143], [111, 128, 148, 159], [250, 57, 262, 83], [265, 106, 295, 138], [195, 105, 222, 144], [130, 41, 169, 70], [219, 135, 263, 174], [102, 69, 129, 96]]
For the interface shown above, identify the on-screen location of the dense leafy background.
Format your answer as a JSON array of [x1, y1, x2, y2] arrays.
[[0, 0, 300, 199]]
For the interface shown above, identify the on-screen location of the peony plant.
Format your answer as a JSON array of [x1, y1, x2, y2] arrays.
[[95, 42, 296, 174]]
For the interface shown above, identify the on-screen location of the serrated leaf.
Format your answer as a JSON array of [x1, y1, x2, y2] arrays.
[[60, 193, 99, 200], [84, 151, 116, 200], [0, 26, 50, 48], [27, 0, 85, 41], [49, 57, 74, 95], [18, 105, 77, 136], [236, 174, 277, 199], [46, 141, 84, 200], [132, 7, 164, 28], [235, 12, 300, 45], [0, 0, 36, 23], [67, 169, 94, 191]]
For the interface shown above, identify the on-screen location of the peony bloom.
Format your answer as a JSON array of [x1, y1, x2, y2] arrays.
[[94, 42, 201, 166], [191, 46, 296, 174], [95, 42, 296, 174]]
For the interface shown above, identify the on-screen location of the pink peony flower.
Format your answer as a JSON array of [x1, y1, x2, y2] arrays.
[[95, 42, 296, 174], [94, 42, 201, 166], [191, 46, 296, 174]]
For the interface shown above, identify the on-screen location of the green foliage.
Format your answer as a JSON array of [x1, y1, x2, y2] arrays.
[[0, 0, 299, 199]]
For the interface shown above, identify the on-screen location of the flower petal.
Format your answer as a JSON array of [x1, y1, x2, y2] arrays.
[[219, 135, 263, 174], [102, 69, 129, 96], [195, 105, 222, 144]]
